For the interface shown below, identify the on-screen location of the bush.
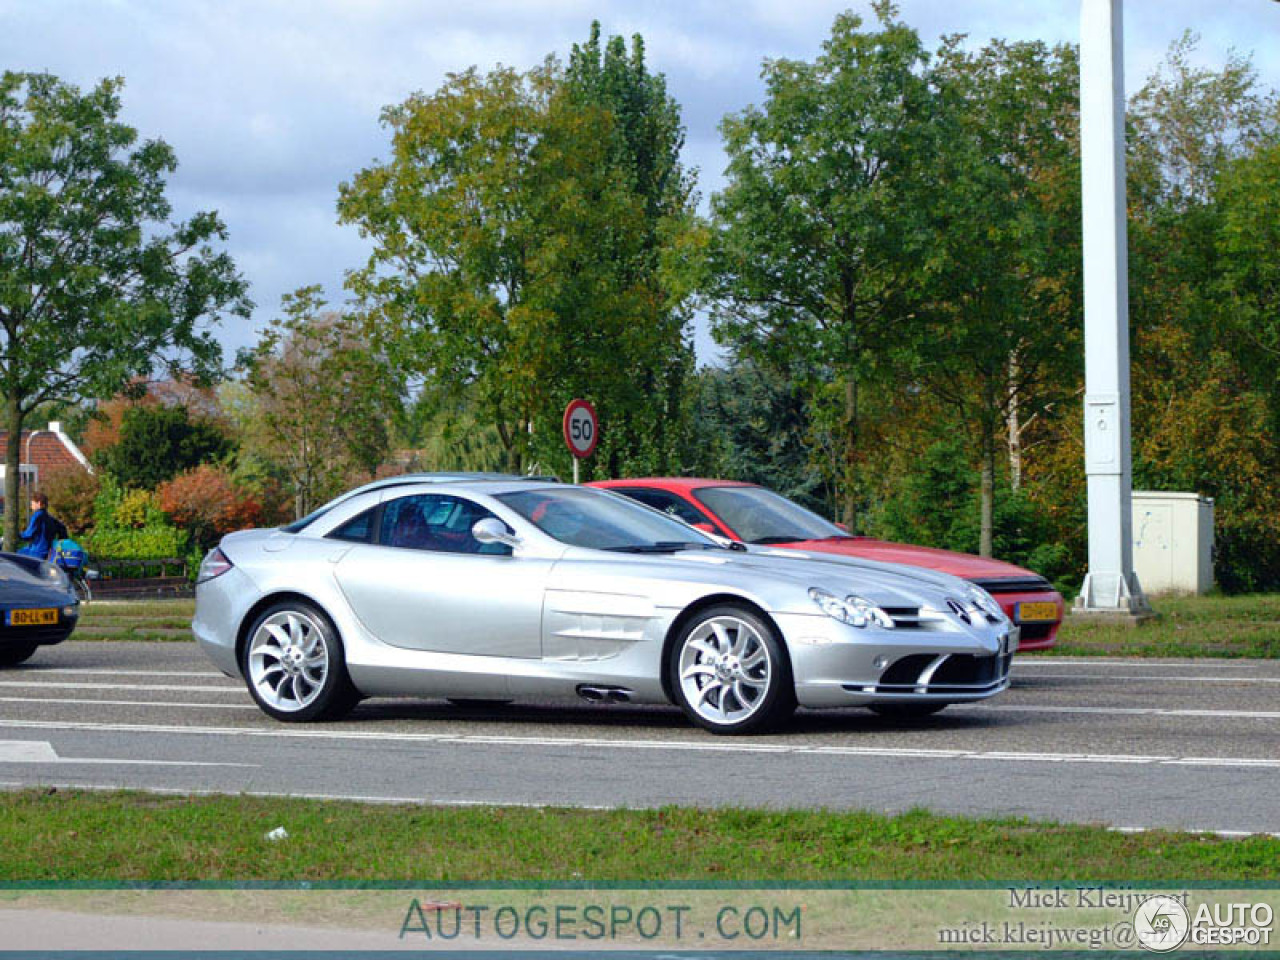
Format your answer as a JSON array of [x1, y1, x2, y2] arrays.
[[115, 489, 162, 529], [42, 467, 100, 537], [84, 524, 187, 559], [95, 404, 232, 490], [156, 464, 267, 551]]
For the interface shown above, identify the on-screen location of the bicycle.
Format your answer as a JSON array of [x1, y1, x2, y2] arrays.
[[53, 540, 93, 604]]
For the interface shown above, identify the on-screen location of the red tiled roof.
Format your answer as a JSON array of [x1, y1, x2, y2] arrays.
[[0, 429, 90, 475]]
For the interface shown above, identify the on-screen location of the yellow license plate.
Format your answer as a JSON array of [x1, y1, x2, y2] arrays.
[[1018, 601, 1059, 623], [8, 608, 57, 627]]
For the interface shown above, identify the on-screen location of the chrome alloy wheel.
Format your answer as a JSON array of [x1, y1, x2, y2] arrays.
[[247, 610, 329, 713], [677, 615, 772, 726]]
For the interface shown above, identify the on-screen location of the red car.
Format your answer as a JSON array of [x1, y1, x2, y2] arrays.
[[589, 478, 1062, 651]]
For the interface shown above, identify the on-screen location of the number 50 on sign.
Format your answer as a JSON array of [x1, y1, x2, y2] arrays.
[[563, 399, 598, 482]]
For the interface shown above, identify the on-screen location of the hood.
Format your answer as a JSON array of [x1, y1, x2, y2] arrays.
[[779, 537, 1038, 580], [0, 554, 75, 605]]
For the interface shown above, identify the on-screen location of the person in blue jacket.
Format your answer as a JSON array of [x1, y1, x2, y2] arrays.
[[18, 492, 57, 559]]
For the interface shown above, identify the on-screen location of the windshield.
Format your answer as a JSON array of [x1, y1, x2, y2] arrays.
[[498, 487, 722, 553], [693, 485, 846, 544]]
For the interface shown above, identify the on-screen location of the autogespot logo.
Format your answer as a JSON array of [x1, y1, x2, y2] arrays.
[[1134, 896, 1190, 952]]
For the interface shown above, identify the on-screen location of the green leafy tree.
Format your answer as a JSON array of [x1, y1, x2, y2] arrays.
[[912, 39, 1081, 556], [96, 403, 231, 490], [242, 287, 401, 518], [710, 5, 937, 528], [339, 46, 703, 480], [0, 72, 249, 548]]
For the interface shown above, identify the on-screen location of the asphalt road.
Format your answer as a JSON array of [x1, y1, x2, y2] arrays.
[[0, 641, 1277, 835]]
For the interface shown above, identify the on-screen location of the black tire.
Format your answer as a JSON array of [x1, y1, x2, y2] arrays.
[[240, 600, 361, 722], [667, 603, 795, 735], [869, 702, 948, 719], [0, 643, 38, 667]]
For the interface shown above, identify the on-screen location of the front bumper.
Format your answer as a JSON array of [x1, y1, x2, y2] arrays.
[[1, 604, 79, 648], [777, 611, 1013, 709]]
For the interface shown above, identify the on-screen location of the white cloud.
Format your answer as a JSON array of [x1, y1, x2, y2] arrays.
[[3, 0, 1278, 365]]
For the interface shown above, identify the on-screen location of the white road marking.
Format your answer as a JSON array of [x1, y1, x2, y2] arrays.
[[1017, 659, 1265, 668], [20, 669, 225, 679], [0, 682, 241, 693], [0, 718, 1277, 770], [1014, 674, 1280, 684], [0, 780, 616, 809], [0, 697, 255, 711], [1111, 826, 1280, 839], [967, 704, 1280, 720], [0, 739, 255, 768]]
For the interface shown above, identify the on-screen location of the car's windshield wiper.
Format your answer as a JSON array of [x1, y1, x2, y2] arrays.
[[749, 536, 800, 545], [604, 541, 713, 554]]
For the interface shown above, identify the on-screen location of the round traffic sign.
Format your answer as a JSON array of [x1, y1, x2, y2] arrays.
[[563, 399, 599, 459]]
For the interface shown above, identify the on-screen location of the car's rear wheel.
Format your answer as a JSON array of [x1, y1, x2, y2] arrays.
[[669, 604, 794, 735], [869, 702, 948, 718], [242, 601, 360, 722], [0, 642, 38, 667]]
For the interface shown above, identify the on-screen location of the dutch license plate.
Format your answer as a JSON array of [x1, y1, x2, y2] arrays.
[[7, 608, 57, 627], [1017, 601, 1059, 623]]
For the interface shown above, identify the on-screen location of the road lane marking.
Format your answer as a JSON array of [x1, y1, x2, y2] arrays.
[[18, 669, 225, 679], [0, 739, 256, 768], [0, 697, 255, 710], [1014, 674, 1280, 684], [0, 718, 1276, 769], [1017, 660, 1266, 668], [0, 682, 242, 693], [967, 704, 1280, 720]]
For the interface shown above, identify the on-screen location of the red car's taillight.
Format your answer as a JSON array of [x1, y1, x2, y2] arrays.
[[197, 547, 233, 583]]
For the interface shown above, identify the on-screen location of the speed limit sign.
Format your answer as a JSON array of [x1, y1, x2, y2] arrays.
[[563, 399, 599, 459]]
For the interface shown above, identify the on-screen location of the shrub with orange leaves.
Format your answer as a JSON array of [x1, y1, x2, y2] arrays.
[[156, 465, 266, 551]]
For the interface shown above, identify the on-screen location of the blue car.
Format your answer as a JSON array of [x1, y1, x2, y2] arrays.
[[0, 552, 80, 666]]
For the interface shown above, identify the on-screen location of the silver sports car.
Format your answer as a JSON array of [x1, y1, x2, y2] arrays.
[[194, 478, 1014, 734]]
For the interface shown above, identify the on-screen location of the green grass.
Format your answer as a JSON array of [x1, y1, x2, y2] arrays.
[[74, 599, 195, 642], [1043, 593, 1280, 658], [0, 790, 1275, 883]]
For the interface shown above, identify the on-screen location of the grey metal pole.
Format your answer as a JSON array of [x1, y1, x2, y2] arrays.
[[1076, 0, 1149, 614]]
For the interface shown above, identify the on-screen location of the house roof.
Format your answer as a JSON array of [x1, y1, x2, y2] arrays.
[[0, 423, 92, 476]]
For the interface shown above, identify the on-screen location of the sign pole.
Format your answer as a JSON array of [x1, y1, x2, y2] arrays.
[[1076, 0, 1149, 616]]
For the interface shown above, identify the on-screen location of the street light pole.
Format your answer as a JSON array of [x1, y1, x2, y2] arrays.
[[1076, 0, 1150, 614]]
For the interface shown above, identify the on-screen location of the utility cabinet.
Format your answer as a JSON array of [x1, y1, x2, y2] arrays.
[[1131, 492, 1214, 595]]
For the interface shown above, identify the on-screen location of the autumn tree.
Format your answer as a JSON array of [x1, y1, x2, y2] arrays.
[[0, 73, 249, 548], [242, 287, 400, 518]]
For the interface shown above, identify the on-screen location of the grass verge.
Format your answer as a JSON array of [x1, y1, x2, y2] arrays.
[[74, 599, 195, 642], [1, 790, 1276, 883], [1043, 593, 1280, 658]]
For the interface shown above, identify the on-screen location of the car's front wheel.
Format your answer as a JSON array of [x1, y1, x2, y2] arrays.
[[242, 601, 360, 722], [0, 642, 38, 667], [669, 604, 795, 735]]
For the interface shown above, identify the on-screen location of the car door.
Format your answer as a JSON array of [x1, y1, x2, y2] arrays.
[[332, 492, 547, 658]]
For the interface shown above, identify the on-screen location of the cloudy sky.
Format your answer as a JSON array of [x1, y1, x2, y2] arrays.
[[5, 1, 1279, 363]]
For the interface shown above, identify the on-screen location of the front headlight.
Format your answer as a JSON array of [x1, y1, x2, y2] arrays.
[[964, 583, 1004, 621], [41, 562, 69, 589], [808, 588, 895, 629]]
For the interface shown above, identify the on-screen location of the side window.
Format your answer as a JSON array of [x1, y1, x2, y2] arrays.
[[615, 488, 710, 527], [379, 494, 512, 556], [328, 507, 376, 543]]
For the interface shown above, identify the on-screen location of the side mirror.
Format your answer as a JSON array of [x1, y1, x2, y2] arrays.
[[472, 517, 521, 549]]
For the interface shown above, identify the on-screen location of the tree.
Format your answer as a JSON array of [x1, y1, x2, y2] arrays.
[[242, 287, 400, 518], [709, 5, 937, 529], [0, 72, 249, 547], [339, 47, 703, 479], [156, 464, 265, 552], [913, 39, 1081, 556], [95, 403, 232, 489]]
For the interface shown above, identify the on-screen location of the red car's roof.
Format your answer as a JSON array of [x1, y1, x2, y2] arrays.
[[591, 478, 750, 492]]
